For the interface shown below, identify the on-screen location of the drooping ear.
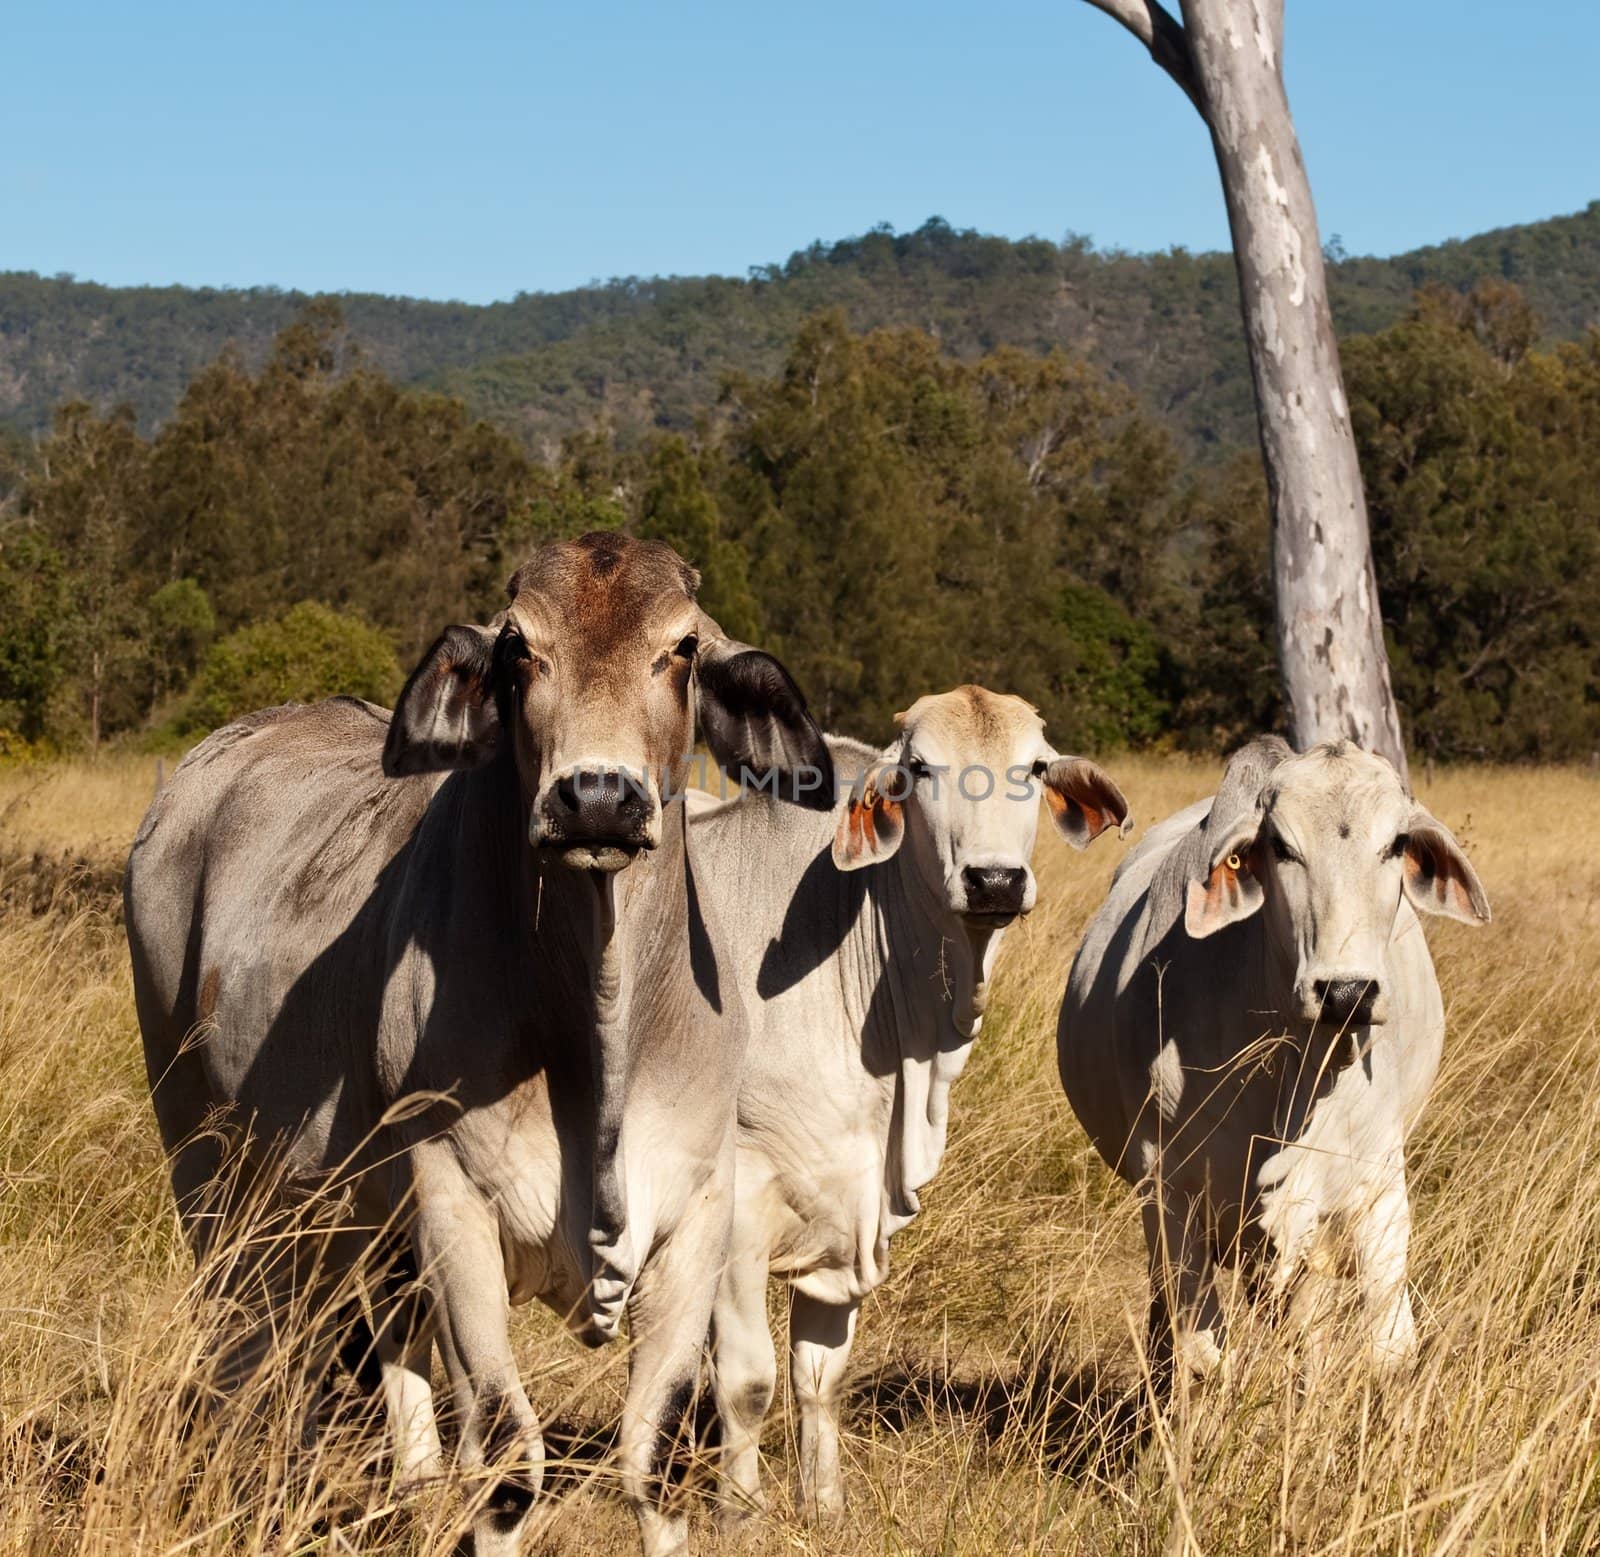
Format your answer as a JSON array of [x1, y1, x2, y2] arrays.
[[382, 624, 501, 777], [832, 759, 909, 871], [695, 626, 834, 810], [1040, 755, 1132, 851], [1401, 813, 1491, 925], [1181, 735, 1292, 938], [1184, 822, 1267, 939]]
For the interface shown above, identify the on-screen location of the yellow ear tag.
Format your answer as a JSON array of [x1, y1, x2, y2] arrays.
[[1225, 852, 1242, 871]]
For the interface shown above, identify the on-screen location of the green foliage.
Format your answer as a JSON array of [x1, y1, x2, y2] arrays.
[[1051, 583, 1168, 751], [19, 305, 547, 744], [22, 402, 152, 743], [182, 602, 402, 734], [7, 273, 1600, 763], [0, 526, 71, 743], [144, 578, 216, 707], [4, 204, 1599, 462], [1347, 285, 1600, 761], [441, 203, 1600, 460], [711, 313, 1180, 745], [1162, 458, 1283, 751], [636, 439, 761, 642], [0, 427, 33, 505], [137, 306, 541, 653]]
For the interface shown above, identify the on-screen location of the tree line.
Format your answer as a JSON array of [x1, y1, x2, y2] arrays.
[[0, 283, 1595, 762], [5, 203, 1598, 459]]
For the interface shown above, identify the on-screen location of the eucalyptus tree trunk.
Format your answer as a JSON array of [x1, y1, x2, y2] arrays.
[[1081, 0, 1408, 778]]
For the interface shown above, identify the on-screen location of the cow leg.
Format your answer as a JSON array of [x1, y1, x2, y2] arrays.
[[788, 1290, 858, 1522], [381, 1338, 442, 1491], [1354, 1165, 1416, 1373], [1142, 1190, 1222, 1386], [618, 1184, 730, 1557], [142, 1024, 251, 1270], [709, 1230, 776, 1525], [374, 1260, 443, 1491], [328, 1236, 443, 1489], [411, 1148, 540, 1557]]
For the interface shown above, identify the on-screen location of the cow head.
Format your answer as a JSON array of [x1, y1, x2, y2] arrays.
[[1184, 739, 1490, 1027], [831, 685, 1129, 928], [383, 532, 832, 871]]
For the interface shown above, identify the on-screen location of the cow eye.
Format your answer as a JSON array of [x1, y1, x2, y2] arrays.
[[906, 755, 932, 781], [502, 634, 548, 677], [1387, 832, 1410, 861], [1270, 833, 1300, 865], [674, 634, 699, 660]]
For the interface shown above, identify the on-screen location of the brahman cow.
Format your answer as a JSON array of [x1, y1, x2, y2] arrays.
[[1058, 737, 1489, 1380], [688, 686, 1129, 1521], [125, 532, 831, 1556]]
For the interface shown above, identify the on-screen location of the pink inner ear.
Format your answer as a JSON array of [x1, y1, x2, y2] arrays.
[[1404, 850, 1431, 900], [1046, 786, 1104, 838], [1405, 844, 1471, 916], [1203, 859, 1243, 918], [1186, 850, 1264, 938], [843, 790, 901, 860]]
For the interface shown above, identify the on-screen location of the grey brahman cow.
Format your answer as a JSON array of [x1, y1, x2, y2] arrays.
[[125, 532, 832, 1556], [688, 685, 1129, 1520], [1058, 737, 1489, 1380]]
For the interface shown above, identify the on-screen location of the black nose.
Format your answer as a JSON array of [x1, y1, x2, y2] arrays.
[[1313, 977, 1379, 1026], [960, 865, 1028, 919], [546, 767, 653, 843]]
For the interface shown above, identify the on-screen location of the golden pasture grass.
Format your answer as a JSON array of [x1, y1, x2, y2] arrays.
[[2, 754, 1599, 1554], [0, 754, 166, 858]]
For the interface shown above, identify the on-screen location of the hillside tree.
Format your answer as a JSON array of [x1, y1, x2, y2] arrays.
[[1081, 0, 1408, 775], [26, 403, 152, 745], [1345, 286, 1600, 762]]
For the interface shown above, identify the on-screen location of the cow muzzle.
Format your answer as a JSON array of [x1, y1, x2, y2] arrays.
[[532, 765, 660, 872], [957, 864, 1032, 928], [1298, 974, 1387, 1028]]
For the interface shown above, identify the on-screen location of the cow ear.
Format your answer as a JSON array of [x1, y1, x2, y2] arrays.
[[695, 628, 834, 810], [1041, 755, 1132, 851], [833, 761, 908, 871], [1184, 823, 1265, 939], [1183, 737, 1291, 938], [383, 625, 501, 777], [1401, 814, 1490, 925]]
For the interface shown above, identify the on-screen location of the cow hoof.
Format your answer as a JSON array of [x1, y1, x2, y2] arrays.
[[1175, 1327, 1225, 1379], [1368, 1332, 1419, 1375], [715, 1495, 767, 1536], [1366, 1289, 1419, 1375], [803, 1491, 846, 1526], [636, 1507, 689, 1557], [393, 1453, 444, 1497]]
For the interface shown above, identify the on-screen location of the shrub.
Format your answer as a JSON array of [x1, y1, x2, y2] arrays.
[[145, 578, 216, 703], [1050, 581, 1168, 751], [182, 602, 402, 733]]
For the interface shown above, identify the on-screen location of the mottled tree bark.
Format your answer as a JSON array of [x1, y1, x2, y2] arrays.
[[1080, 0, 1408, 777]]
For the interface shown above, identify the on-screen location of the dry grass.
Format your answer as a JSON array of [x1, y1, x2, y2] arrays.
[[4, 753, 1600, 1554]]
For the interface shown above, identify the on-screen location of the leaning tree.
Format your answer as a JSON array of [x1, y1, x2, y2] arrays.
[[1082, 0, 1408, 777]]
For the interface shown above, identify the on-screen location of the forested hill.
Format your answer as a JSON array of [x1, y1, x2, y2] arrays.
[[3, 201, 1597, 456]]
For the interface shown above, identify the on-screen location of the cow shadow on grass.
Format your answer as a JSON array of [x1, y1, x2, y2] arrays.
[[518, 1365, 1145, 1512], [848, 1352, 1152, 1481], [309, 1352, 1146, 1537]]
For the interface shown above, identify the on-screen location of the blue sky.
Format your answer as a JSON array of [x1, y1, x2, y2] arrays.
[[5, 0, 1596, 303]]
